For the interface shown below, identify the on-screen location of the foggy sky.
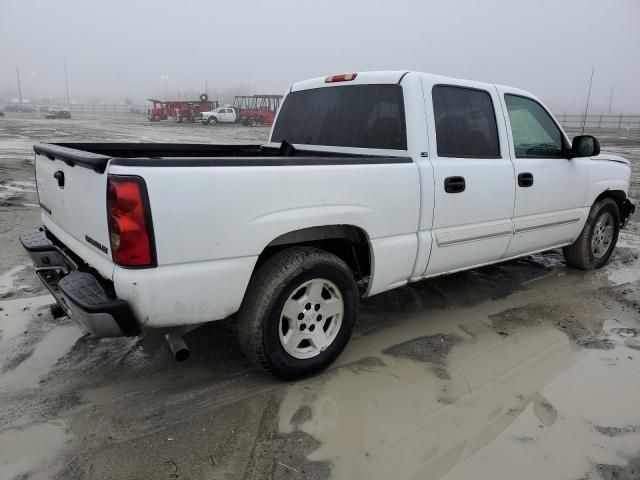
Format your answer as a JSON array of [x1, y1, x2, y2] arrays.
[[1, 0, 639, 113]]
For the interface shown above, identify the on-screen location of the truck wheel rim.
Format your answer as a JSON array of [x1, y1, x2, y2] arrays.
[[279, 278, 344, 359], [591, 211, 614, 259]]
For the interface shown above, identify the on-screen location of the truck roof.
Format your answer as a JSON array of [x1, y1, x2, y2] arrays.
[[290, 70, 532, 99]]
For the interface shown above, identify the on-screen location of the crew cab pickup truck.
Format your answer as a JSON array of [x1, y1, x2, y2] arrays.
[[200, 107, 237, 126], [22, 71, 635, 379]]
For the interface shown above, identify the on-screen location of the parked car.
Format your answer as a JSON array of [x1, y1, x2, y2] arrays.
[[45, 107, 71, 119], [21, 71, 635, 379], [5, 103, 35, 113], [200, 107, 237, 125]]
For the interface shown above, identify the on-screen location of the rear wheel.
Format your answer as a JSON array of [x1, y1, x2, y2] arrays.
[[563, 198, 620, 270], [237, 247, 358, 379]]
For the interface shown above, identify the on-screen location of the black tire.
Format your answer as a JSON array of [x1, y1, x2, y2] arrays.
[[200, 93, 208, 101], [237, 247, 358, 380], [208, 116, 217, 126], [242, 117, 251, 126], [563, 198, 620, 270]]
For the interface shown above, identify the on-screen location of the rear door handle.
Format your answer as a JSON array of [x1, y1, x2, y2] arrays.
[[53, 170, 65, 188], [444, 176, 465, 193], [518, 172, 534, 187]]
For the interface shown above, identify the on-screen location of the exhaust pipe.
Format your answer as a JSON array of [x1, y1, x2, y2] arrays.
[[165, 333, 190, 362]]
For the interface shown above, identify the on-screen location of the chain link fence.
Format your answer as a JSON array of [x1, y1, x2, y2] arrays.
[[62, 104, 147, 113], [557, 114, 640, 130]]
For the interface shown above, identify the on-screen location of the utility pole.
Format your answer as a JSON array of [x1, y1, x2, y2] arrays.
[[63, 57, 71, 105], [16, 68, 23, 104], [161, 75, 168, 101], [205, 80, 208, 97], [581, 65, 594, 134], [607, 85, 615, 115]]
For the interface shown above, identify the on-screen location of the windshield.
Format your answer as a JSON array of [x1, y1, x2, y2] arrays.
[[271, 84, 407, 150]]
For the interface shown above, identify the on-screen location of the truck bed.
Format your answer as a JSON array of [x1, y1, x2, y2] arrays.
[[33, 142, 407, 173], [31, 140, 418, 329]]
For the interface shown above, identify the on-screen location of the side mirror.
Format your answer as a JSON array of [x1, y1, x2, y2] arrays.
[[570, 135, 600, 158]]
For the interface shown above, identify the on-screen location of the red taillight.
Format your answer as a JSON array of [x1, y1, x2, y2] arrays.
[[107, 176, 156, 267], [324, 73, 358, 83]]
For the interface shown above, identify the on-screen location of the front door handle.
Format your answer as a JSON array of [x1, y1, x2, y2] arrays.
[[518, 172, 534, 187], [53, 170, 65, 188], [444, 176, 465, 193]]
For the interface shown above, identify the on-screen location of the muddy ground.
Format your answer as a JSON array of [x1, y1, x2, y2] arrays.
[[0, 112, 639, 480]]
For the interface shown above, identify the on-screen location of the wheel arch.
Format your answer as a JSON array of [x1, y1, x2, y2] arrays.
[[593, 188, 627, 219], [253, 225, 373, 293]]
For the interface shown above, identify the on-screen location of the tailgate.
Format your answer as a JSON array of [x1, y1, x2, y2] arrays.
[[34, 143, 114, 278]]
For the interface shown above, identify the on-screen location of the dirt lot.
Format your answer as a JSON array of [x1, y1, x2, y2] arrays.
[[1, 113, 639, 480]]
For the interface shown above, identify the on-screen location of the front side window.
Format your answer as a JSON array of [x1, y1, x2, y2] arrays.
[[505, 94, 564, 157], [271, 84, 407, 150], [432, 85, 500, 158]]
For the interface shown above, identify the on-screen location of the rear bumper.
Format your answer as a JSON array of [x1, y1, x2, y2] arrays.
[[20, 228, 140, 337]]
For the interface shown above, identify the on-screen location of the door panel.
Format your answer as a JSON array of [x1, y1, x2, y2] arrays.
[[498, 90, 589, 256], [422, 78, 515, 276]]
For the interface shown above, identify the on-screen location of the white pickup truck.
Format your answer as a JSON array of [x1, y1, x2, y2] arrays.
[[22, 71, 634, 378], [200, 107, 237, 126]]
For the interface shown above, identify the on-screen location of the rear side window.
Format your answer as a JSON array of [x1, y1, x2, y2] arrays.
[[432, 85, 500, 158], [271, 84, 407, 150]]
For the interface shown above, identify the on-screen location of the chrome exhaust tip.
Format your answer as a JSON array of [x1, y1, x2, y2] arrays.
[[165, 333, 190, 361]]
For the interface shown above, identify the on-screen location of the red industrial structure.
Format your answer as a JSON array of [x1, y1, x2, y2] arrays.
[[233, 95, 283, 126]]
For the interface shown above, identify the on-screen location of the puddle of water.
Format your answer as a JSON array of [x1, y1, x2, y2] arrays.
[[438, 347, 640, 480], [0, 324, 82, 391], [0, 421, 67, 479], [0, 266, 25, 294], [279, 319, 585, 480], [0, 294, 53, 349], [0, 264, 30, 297]]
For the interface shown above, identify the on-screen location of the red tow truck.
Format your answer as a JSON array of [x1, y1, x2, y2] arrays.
[[147, 95, 218, 123]]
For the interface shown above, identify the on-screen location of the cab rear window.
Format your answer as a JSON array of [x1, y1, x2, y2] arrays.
[[271, 84, 407, 150]]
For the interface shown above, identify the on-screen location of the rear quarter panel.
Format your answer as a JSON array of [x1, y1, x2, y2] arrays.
[[108, 161, 420, 327]]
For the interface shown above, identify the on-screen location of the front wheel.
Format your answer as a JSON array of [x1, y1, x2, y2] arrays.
[[208, 117, 217, 126], [237, 247, 358, 379], [563, 198, 620, 270]]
